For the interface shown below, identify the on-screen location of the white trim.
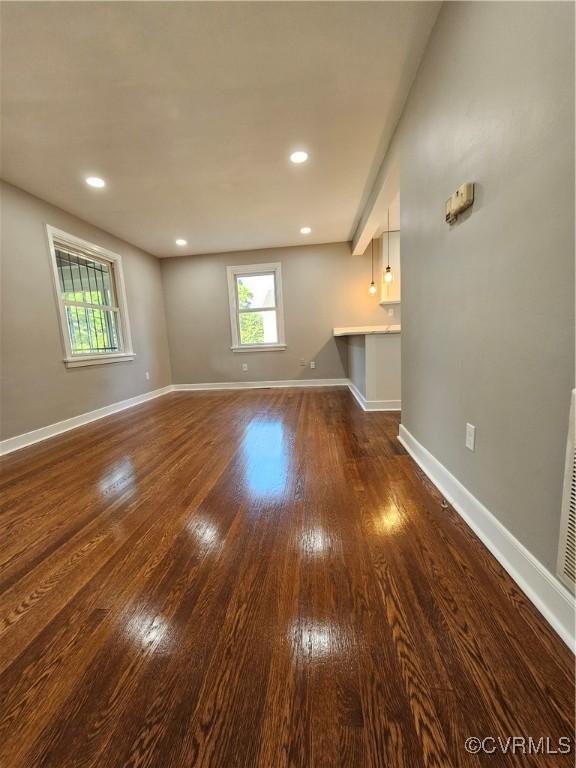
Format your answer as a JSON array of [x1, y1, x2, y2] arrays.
[[398, 423, 576, 652], [348, 381, 401, 412], [557, 388, 576, 592], [0, 386, 172, 456], [46, 225, 134, 365], [231, 344, 286, 353], [63, 299, 119, 312], [64, 353, 136, 368], [226, 262, 286, 350], [173, 378, 349, 391]]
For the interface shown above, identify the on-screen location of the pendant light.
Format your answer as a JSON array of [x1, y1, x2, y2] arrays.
[[368, 238, 377, 295], [384, 208, 393, 284]]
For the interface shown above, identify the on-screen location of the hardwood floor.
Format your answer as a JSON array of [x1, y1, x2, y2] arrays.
[[0, 388, 573, 767]]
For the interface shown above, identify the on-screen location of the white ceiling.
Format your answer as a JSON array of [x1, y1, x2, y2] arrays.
[[1, 1, 439, 257]]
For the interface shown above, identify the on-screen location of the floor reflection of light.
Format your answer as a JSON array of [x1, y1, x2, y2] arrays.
[[98, 457, 135, 497], [300, 527, 330, 556], [187, 515, 221, 552], [289, 620, 339, 662], [125, 611, 171, 655], [241, 419, 288, 499], [373, 504, 404, 535]]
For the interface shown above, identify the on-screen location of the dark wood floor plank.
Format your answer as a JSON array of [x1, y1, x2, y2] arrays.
[[0, 388, 573, 768], [392, 458, 575, 743]]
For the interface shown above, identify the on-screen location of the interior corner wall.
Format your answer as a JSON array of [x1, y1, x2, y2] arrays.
[[0, 181, 172, 440], [161, 241, 397, 385], [393, 1, 574, 572]]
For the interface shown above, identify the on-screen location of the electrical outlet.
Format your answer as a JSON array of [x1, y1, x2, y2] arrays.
[[242, 363, 248, 372], [310, 361, 316, 369], [465, 423, 476, 451], [145, 371, 150, 381], [387, 308, 394, 317]]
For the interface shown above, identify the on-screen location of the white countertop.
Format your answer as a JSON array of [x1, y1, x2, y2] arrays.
[[333, 324, 401, 337]]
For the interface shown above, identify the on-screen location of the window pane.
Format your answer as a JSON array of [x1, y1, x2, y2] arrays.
[[56, 249, 115, 306], [65, 306, 120, 354], [239, 310, 278, 345], [236, 274, 275, 309]]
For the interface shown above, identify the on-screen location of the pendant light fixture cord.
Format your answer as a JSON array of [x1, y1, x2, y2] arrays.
[[387, 208, 390, 270], [371, 238, 374, 282]]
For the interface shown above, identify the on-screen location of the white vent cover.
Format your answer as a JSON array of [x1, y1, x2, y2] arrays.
[[557, 389, 576, 593]]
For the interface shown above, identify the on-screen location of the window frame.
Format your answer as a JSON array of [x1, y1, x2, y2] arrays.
[[46, 225, 135, 367], [226, 262, 286, 351]]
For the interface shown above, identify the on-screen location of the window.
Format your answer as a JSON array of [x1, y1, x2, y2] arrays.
[[47, 226, 134, 367], [227, 263, 286, 350]]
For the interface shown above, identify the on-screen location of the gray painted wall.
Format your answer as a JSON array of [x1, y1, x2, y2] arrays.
[[161, 242, 397, 384], [366, 334, 401, 404], [347, 336, 367, 397], [393, 1, 574, 572], [1, 181, 172, 440]]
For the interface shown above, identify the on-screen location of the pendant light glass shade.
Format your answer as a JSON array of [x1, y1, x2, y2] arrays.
[[384, 266, 393, 283], [368, 281, 377, 295]]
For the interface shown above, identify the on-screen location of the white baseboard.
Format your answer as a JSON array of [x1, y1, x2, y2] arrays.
[[0, 386, 173, 456], [348, 381, 401, 412], [398, 424, 575, 652], [173, 378, 349, 391], [175, 379, 401, 412]]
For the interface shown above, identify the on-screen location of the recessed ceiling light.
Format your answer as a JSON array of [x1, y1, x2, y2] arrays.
[[290, 151, 309, 164], [175, 238, 187, 246], [300, 226, 312, 235], [85, 176, 106, 188]]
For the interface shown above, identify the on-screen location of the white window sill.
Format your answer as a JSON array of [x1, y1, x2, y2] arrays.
[[231, 344, 286, 352], [64, 353, 136, 368]]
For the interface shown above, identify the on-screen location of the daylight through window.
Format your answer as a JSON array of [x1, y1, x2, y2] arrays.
[[227, 263, 286, 350], [47, 227, 134, 366]]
